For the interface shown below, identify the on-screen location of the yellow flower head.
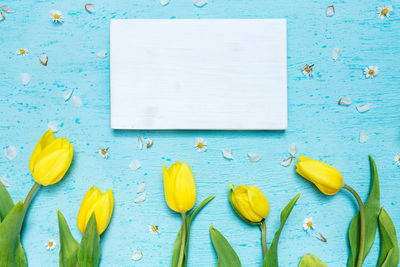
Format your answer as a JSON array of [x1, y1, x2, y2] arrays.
[[229, 184, 270, 223], [163, 161, 196, 213], [296, 156, 343, 195], [29, 129, 73, 186], [77, 186, 114, 235]]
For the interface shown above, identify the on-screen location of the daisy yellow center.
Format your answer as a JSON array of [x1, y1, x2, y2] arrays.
[[19, 49, 26, 54], [151, 226, 157, 232], [101, 149, 107, 155], [368, 70, 375, 75], [48, 241, 53, 247], [197, 142, 204, 148], [307, 221, 313, 227], [381, 9, 388, 15], [304, 66, 311, 73], [53, 14, 60, 19]]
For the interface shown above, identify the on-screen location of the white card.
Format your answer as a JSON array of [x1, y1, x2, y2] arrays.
[[110, 19, 287, 130]]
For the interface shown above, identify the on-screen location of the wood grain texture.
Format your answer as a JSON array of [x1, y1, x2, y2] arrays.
[[0, 0, 399, 266]]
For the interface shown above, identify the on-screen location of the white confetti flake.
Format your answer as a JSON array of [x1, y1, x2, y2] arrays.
[[20, 73, 30, 85], [222, 149, 233, 160], [134, 192, 146, 203], [64, 88, 74, 102], [0, 12, 5, 21], [338, 97, 352, 106], [281, 156, 293, 167], [359, 130, 369, 143], [47, 121, 60, 132], [159, 0, 169, 6], [288, 143, 297, 157], [193, 0, 207, 7], [97, 49, 108, 58], [85, 3, 95, 13], [4, 146, 17, 160], [146, 138, 153, 148], [248, 153, 262, 163], [1, 5, 15, 13], [0, 176, 11, 187], [71, 95, 82, 107], [131, 249, 143, 261], [39, 54, 48, 66], [129, 160, 141, 171], [356, 102, 371, 113], [326, 5, 335, 17], [137, 182, 146, 193], [137, 136, 143, 150], [332, 48, 340, 61]]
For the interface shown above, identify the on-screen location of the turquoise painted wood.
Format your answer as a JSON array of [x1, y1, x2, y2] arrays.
[[0, 0, 399, 266]]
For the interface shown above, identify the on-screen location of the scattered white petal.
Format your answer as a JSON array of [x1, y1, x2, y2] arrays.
[[194, 0, 207, 7], [146, 138, 153, 148], [137, 136, 143, 150], [302, 64, 314, 77], [98, 147, 109, 159], [356, 103, 371, 113], [47, 121, 60, 132], [159, 0, 169, 6], [20, 73, 30, 85], [131, 249, 143, 261], [315, 232, 327, 242], [129, 160, 141, 171], [64, 88, 74, 102], [248, 153, 262, 163], [45, 239, 56, 250], [338, 97, 352, 106], [281, 156, 293, 167], [39, 54, 48, 66], [0, 12, 5, 21], [1, 5, 15, 13], [288, 143, 297, 157], [364, 66, 378, 79], [332, 48, 340, 61], [194, 137, 207, 152], [51, 10, 64, 23], [359, 130, 369, 143], [303, 217, 315, 232], [71, 95, 82, 107], [0, 176, 11, 187], [134, 193, 146, 203], [4, 146, 17, 160], [137, 182, 146, 193], [326, 5, 335, 17], [394, 154, 400, 166], [97, 49, 108, 58], [222, 149, 233, 160], [84, 3, 95, 13]]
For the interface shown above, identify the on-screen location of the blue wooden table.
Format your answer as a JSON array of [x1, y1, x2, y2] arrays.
[[0, 0, 399, 266]]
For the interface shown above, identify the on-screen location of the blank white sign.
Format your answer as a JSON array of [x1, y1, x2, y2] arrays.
[[110, 19, 287, 130]]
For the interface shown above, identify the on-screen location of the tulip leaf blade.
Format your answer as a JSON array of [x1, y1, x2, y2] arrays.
[[209, 224, 242, 267], [299, 253, 327, 267], [0, 181, 14, 221], [347, 155, 380, 267], [78, 214, 100, 267], [171, 195, 215, 267], [0, 201, 27, 267], [263, 193, 301, 267], [377, 207, 399, 267], [57, 210, 79, 267]]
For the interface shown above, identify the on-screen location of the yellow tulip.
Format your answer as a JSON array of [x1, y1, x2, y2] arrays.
[[77, 186, 114, 235], [29, 129, 73, 186], [229, 184, 270, 223], [296, 156, 343, 195], [163, 161, 196, 213]]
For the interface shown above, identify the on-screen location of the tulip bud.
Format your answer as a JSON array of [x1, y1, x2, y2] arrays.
[[29, 129, 73, 186], [77, 186, 114, 235], [299, 253, 327, 267], [229, 184, 270, 223], [296, 156, 343, 195], [163, 161, 196, 213]]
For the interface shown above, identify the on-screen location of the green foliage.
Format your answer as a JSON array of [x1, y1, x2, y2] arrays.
[[77, 214, 101, 267], [377, 208, 399, 267], [263, 193, 301, 267], [57, 211, 79, 267], [209, 224, 241, 267], [299, 253, 327, 267], [171, 195, 215, 267]]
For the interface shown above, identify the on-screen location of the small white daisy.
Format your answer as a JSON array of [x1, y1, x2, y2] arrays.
[[16, 49, 28, 56], [364, 66, 378, 78], [194, 137, 207, 152], [149, 225, 160, 235], [303, 217, 315, 232], [45, 239, 56, 250], [377, 6, 393, 19], [394, 154, 400, 166], [51, 10, 64, 23], [302, 64, 314, 77], [98, 147, 109, 159]]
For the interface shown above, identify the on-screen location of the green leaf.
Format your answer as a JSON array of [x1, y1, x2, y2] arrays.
[[347, 155, 380, 267], [77, 214, 101, 267], [57, 210, 80, 267], [0, 181, 14, 221], [263, 193, 301, 267], [171, 195, 215, 267], [299, 253, 328, 267], [0, 201, 27, 267], [377, 207, 399, 267], [209, 224, 242, 267]]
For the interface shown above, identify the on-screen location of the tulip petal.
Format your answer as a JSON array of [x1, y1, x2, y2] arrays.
[[29, 129, 55, 173], [248, 186, 270, 219], [77, 186, 102, 234], [233, 185, 263, 222], [93, 190, 114, 235], [174, 163, 196, 213], [163, 165, 178, 212]]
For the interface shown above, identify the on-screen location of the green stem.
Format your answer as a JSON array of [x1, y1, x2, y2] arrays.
[[343, 184, 365, 267], [177, 212, 187, 267], [260, 220, 267, 257], [23, 182, 40, 212]]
